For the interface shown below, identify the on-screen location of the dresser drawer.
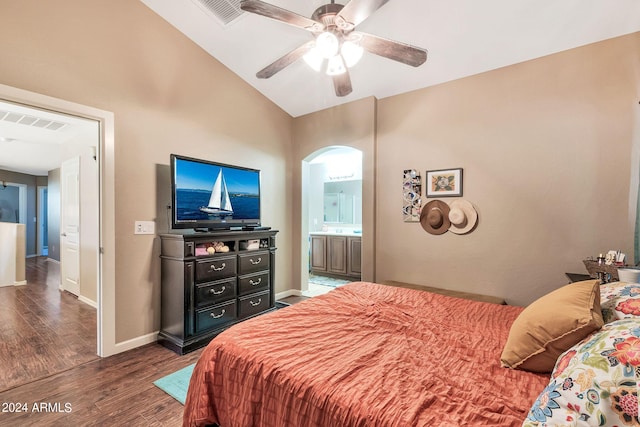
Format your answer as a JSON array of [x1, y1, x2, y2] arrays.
[[238, 251, 270, 275], [237, 271, 269, 296], [238, 290, 270, 319], [195, 255, 236, 283], [195, 300, 236, 334], [195, 278, 236, 308]]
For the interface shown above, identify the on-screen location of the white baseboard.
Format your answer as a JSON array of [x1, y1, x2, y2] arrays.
[[47, 258, 60, 264], [275, 289, 302, 300], [14, 280, 27, 286], [78, 295, 98, 309], [114, 331, 159, 354]]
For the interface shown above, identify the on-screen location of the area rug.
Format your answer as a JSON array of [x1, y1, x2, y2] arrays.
[[153, 363, 195, 404], [308, 274, 351, 288]]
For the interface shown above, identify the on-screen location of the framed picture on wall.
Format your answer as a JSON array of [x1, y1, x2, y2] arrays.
[[426, 168, 463, 197]]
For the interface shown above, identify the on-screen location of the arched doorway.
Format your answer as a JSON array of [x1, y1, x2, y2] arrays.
[[301, 146, 363, 296]]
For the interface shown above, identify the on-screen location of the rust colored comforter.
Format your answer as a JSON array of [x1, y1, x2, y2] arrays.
[[183, 282, 548, 427]]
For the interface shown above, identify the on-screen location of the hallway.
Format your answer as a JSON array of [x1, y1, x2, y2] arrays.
[[0, 257, 97, 392]]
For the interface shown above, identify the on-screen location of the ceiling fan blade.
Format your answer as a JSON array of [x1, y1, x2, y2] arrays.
[[256, 40, 315, 79], [240, 0, 323, 32], [355, 31, 427, 67], [335, 0, 390, 31], [333, 70, 353, 97]]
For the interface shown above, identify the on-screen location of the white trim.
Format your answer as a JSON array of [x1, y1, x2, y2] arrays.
[[17, 183, 27, 225], [114, 331, 158, 354], [14, 280, 27, 286], [0, 83, 116, 358], [78, 295, 98, 309], [26, 254, 38, 258], [37, 185, 47, 256], [275, 289, 302, 300], [47, 257, 60, 264]]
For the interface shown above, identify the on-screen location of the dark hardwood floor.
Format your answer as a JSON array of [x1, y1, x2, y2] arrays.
[[0, 342, 203, 426], [0, 274, 308, 426], [0, 257, 97, 393]]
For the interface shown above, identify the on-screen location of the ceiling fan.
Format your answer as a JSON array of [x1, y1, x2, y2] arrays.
[[240, 0, 428, 97]]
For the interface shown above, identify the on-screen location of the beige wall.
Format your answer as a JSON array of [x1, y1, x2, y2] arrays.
[[77, 144, 99, 304], [377, 33, 640, 306], [47, 169, 61, 262], [0, 0, 293, 342], [1, 0, 638, 348]]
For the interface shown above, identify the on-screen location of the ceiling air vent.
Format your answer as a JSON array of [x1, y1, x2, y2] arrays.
[[191, 0, 244, 26], [0, 110, 68, 131]]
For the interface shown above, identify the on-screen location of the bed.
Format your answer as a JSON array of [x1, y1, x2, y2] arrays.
[[185, 279, 640, 426], [183, 282, 551, 426]]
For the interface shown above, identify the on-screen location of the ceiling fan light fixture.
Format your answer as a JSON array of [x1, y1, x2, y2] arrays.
[[340, 41, 363, 68], [315, 31, 340, 59], [326, 55, 346, 76], [303, 46, 324, 72]]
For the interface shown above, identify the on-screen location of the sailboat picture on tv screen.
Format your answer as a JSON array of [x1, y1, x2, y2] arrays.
[[173, 156, 260, 226], [200, 170, 233, 216]]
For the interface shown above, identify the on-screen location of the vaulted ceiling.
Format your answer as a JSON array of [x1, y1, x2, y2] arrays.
[[141, 0, 640, 117], [2, 1, 639, 175]]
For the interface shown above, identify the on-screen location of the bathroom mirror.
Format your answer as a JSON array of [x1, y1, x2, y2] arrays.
[[323, 180, 362, 224]]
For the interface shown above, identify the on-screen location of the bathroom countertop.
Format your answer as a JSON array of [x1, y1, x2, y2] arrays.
[[309, 231, 362, 237]]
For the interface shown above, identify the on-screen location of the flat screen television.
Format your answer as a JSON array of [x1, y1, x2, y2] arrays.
[[170, 154, 261, 230]]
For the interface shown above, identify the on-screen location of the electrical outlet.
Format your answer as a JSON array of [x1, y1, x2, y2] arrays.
[[134, 220, 155, 235]]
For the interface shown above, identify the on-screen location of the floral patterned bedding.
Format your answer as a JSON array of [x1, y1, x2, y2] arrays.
[[524, 316, 640, 426], [600, 282, 640, 323]]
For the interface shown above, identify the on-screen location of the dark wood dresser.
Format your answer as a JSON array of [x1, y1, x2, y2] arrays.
[[158, 229, 278, 354]]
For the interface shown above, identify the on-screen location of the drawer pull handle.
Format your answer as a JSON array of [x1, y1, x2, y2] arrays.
[[209, 286, 226, 295], [249, 258, 262, 265], [210, 309, 226, 319], [210, 263, 226, 271], [249, 298, 262, 307], [249, 278, 262, 286]]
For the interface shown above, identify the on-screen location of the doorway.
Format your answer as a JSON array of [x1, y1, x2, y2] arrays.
[[301, 146, 363, 296], [0, 84, 116, 361], [0, 99, 100, 390]]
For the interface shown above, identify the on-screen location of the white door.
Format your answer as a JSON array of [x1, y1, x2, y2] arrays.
[[61, 156, 80, 296]]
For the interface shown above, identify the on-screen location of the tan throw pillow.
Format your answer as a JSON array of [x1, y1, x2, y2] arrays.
[[500, 279, 604, 373]]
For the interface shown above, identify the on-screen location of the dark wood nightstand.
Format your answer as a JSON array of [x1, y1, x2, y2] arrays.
[[565, 273, 592, 283]]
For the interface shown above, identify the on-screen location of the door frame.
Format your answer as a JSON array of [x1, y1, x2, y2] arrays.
[[301, 146, 365, 292], [37, 185, 47, 256], [0, 83, 116, 357]]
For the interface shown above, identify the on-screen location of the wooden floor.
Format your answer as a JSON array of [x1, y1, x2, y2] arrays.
[[0, 342, 204, 426], [0, 267, 308, 426], [0, 257, 98, 392]]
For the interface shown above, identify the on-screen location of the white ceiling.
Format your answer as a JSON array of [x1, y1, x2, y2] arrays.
[[3, 1, 639, 175], [0, 101, 98, 176], [141, 0, 640, 117]]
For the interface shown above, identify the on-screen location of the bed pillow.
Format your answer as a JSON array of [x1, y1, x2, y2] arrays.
[[500, 280, 604, 373], [523, 318, 640, 426], [600, 282, 640, 324]]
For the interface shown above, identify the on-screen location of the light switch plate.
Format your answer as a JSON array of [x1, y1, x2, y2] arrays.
[[134, 220, 155, 235]]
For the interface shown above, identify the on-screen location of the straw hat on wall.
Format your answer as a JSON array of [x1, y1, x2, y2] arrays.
[[448, 199, 478, 234]]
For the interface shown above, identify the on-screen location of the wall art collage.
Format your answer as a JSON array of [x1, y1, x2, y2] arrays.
[[403, 168, 479, 235]]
